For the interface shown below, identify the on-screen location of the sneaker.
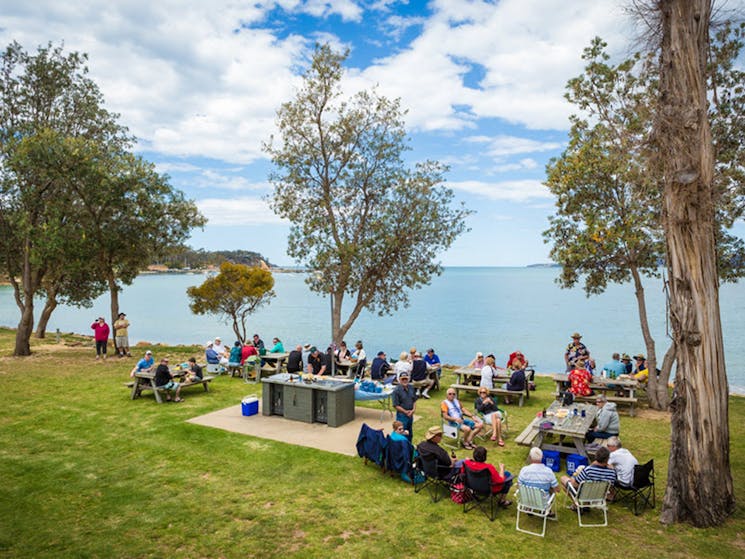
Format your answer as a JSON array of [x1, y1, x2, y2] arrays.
[[421, 392, 430, 399]]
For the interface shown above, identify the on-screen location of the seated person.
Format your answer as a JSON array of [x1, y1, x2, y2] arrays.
[[507, 350, 527, 370], [503, 365, 527, 404], [154, 358, 184, 402], [351, 340, 367, 377], [228, 341, 243, 366], [240, 341, 258, 365], [184, 357, 203, 383], [424, 348, 442, 378], [370, 351, 392, 381], [286, 345, 303, 373], [307, 346, 327, 375], [560, 446, 617, 498], [335, 341, 351, 360], [462, 446, 512, 506], [416, 426, 457, 481], [602, 352, 627, 379], [441, 388, 483, 450], [269, 337, 285, 353], [607, 436, 638, 488], [518, 447, 560, 496], [411, 352, 434, 399], [586, 394, 620, 442], [468, 351, 485, 370], [212, 337, 229, 358], [393, 351, 412, 381], [390, 420, 410, 442], [568, 359, 593, 397], [252, 334, 265, 352], [474, 387, 505, 446], [205, 341, 228, 366], [130, 349, 154, 378]]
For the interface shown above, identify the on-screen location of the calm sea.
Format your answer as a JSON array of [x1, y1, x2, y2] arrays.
[[1, 267, 743, 393]]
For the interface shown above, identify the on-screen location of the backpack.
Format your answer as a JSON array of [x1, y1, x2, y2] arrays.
[[560, 390, 574, 406]]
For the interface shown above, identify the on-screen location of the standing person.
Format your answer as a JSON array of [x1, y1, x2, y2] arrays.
[[91, 317, 110, 360], [564, 332, 591, 372], [392, 371, 417, 442], [307, 346, 327, 375], [286, 345, 303, 373], [301, 343, 312, 371], [480, 355, 497, 390], [113, 312, 131, 358]]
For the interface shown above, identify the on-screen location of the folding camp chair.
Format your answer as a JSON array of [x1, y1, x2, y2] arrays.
[[385, 437, 415, 483], [413, 454, 452, 503], [614, 459, 655, 515], [355, 423, 387, 469], [462, 463, 509, 521], [515, 485, 558, 537], [566, 480, 611, 527], [441, 421, 461, 450]]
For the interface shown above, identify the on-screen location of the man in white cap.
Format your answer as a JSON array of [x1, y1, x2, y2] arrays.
[[130, 350, 154, 378], [205, 341, 228, 366], [212, 337, 228, 358]]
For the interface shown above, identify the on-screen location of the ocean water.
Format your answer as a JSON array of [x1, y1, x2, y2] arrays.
[[1, 267, 743, 393]]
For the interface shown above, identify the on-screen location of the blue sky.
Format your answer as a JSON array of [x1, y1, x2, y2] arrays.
[[2, 0, 743, 266]]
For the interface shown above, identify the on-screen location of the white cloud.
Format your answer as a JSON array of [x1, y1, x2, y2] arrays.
[[491, 158, 539, 173], [449, 179, 553, 201], [485, 136, 563, 158], [197, 196, 286, 226]]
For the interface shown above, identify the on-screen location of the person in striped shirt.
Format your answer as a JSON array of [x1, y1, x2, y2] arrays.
[[560, 446, 617, 497]]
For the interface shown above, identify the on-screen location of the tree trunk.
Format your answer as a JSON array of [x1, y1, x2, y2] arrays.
[[108, 275, 119, 352], [655, 0, 734, 526], [15, 300, 34, 356], [629, 266, 666, 409], [657, 341, 676, 404], [35, 293, 58, 339]]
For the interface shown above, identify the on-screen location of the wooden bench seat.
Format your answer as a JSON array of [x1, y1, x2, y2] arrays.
[[130, 374, 215, 403], [449, 383, 525, 407], [562, 393, 638, 416]]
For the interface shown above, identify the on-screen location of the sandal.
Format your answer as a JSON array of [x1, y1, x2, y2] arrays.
[[174, 397, 184, 403], [462, 441, 475, 450], [490, 435, 498, 441], [499, 499, 512, 507], [498, 439, 505, 447]]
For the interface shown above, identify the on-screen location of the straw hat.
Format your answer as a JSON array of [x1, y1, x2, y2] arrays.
[[425, 426, 443, 441]]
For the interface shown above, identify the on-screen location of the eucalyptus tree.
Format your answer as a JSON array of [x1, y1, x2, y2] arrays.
[[544, 26, 745, 410], [0, 42, 124, 355], [265, 44, 471, 345], [651, 0, 734, 527]]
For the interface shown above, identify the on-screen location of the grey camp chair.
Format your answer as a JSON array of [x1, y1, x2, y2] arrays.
[[566, 480, 611, 527], [516, 485, 558, 537]]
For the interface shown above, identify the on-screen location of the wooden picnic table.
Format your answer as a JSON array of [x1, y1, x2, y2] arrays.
[[515, 400, 599, 458], [130, 368, 214, 403], [244, 352, 289, 383], [453, 366, 531, 400], [552, 373, 639, 416]]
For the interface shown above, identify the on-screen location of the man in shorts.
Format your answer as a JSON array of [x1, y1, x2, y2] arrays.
[[114, 312, 131, 357], [154, 358, 184, 402], [441, 388, 482, 450]]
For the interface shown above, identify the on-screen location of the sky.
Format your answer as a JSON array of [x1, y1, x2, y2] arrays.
[[1, 0, 743, 266]]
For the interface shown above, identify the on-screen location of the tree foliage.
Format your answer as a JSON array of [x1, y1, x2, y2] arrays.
[[186, 262, 275, 343], [264, 44, 471, 344]]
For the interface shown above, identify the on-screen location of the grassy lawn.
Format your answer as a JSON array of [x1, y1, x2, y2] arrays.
[[0, 326, 743, 558]]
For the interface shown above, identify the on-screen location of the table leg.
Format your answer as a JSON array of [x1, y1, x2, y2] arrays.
[[130, 377, 141, 400]]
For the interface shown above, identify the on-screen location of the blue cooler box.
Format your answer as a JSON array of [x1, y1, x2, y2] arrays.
[[241, 396, 259, 416], [542, 450, 561, 472], [566, 453, 589, 475]]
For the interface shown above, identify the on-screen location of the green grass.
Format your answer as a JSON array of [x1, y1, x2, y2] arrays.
[[0, 326, 744, 558]]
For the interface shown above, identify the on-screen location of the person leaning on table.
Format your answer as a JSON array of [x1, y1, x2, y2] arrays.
[[130, 350, 154, 378]]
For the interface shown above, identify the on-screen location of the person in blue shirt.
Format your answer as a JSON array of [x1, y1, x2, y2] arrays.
[[205, 341, 221, 364], [602, 352, 627, 378], [424, 348, 442, 379], [269, 337, 285, 353], [129, 350, 154, 378]]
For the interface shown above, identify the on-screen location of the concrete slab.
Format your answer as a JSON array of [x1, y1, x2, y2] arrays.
[[187, 400, 421, 457]]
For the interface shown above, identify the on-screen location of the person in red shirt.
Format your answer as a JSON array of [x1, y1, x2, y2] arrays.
[[568, 359, 593, 397], [462, 446, 513, 506], [91, 317, 110, 360], [240, 341, 258, 365]]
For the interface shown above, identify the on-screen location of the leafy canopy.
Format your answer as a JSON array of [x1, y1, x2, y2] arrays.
[[264, 44, 471, 341], [187, 262, 275, 343]]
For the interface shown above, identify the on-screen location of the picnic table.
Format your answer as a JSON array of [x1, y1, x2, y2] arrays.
[[244, 352, 289, 383], [552, 373, 639, 416], [130, 368, 214, 403], [451, 366, 530, 405], [515, 400, 599, 457]]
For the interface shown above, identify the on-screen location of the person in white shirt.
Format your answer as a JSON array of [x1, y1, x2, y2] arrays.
[[212, 337, 229, 358], [607, 436, 639, 487], [393, 351, 412, 381], [479, 355, 497, 390]]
